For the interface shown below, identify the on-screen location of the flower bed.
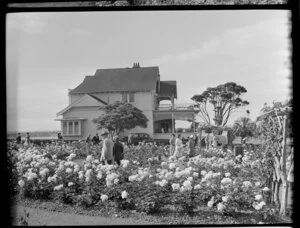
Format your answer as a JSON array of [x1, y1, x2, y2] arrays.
[[8, 141, 284, 224]]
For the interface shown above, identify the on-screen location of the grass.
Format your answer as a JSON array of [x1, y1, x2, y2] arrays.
[[12, 192, 290, 225]]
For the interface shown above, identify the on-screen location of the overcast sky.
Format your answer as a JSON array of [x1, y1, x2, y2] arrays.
[[6, 10, 291, 132]]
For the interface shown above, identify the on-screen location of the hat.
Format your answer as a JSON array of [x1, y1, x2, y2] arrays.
[[101, 131, 109, 136], [189, 135, 194, 138]]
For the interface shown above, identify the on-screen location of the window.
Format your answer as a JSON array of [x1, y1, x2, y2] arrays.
[[63, 122, 68, 135], [74, 122, 79, 135], [62, 121, 81, 136], [122, 93, 128, 103], [122, 92, 135, 103], [129, 92, 135, 103], [68, 122, 73, 135]]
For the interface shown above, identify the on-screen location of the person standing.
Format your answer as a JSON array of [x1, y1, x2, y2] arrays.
[[92, 133, 100, 145], [212, 134, 218, 148], [24, 132, 31, 146], [169, 134, 176, 156], [86, 134, 92, 144], [113, 136, 124, 166], [85, 134, 92, 155], [57, 133, 63, 140], [174, 134, 183, 158], [194, 134, 198, 146], [16, 133, 21, 144], [187, 135, 195, 158], [205, 134, 210, 150], [100, 132, 114, 165], [128, 133, 133, 145]]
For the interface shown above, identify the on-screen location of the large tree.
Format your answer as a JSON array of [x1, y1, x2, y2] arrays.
[[191, 82, 249, 127], [93, 102, 148, 136]]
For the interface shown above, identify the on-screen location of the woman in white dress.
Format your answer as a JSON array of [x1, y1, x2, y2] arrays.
[[174, 134, 183, 158]]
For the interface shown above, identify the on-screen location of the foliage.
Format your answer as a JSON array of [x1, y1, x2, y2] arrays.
[[7, 142, 20, 196], [9, 140, 285, 221], [255, 100, 292, 215], [232, 117, 257, 139], [191, 82, 249, 127], [93, 102, 148, 136]]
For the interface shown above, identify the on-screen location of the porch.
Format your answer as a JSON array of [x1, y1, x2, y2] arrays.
[[153, 105, 198, 137]]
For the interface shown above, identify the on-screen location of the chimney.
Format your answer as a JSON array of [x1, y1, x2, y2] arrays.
[[132, 62, 140, 68]]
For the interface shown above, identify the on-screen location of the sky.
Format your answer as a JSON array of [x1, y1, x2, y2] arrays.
[[6, 10, 292, 132]]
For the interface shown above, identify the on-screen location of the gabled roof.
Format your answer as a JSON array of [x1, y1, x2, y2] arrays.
[[69, 67, 159, 94], [159, 81, 177, 98], [88, 94, 107, 104], [56, 94, 106, 116]]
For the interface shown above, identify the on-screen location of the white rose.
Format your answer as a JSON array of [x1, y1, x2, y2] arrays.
[[101, 194, 108, 202], [171, 183, 180, 191], [66, 168, 72, 173], [217, 202, 225, 212], [193, 172, 199, 178], [18, 180, 25, 188], [262, 187, 270, 192], [255, 194, 263, 201], [54, 184, 64, 191], [121, 191, 128, 199], [194, 184, 201, 190], [207, 200, 214, 208], [222, 196, 229, 202]]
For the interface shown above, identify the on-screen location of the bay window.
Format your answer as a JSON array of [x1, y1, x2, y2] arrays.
[[62, 120, 81, 136]]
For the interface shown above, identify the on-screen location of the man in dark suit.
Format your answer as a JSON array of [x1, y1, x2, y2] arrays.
[[113, 136, 124, 166], [92, 133, 100, 145], [16, 133, 21, 144]]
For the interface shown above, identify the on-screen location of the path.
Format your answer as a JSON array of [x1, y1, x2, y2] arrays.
[[11, 205, 154, 226]]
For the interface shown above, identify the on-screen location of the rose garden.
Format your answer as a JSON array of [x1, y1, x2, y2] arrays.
[[8, 83, 293, 224]]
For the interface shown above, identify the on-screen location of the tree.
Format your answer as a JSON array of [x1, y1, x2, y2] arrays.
[[92, 102, 148, 136], [232, 117, 256, 141], [191, 82, 249, 127], [256, 100, 292, 216]]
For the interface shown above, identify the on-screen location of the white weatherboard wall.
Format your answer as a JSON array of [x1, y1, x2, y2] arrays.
[[70, 91, 154, 109], [68, 92, 155, 138], [63, 107, 104, 139]]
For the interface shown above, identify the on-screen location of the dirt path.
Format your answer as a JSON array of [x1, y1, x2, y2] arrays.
[[11, 205, 154, 226]]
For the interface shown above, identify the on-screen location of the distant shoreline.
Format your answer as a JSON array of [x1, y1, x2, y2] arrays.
[[7, 131, 61, 138]]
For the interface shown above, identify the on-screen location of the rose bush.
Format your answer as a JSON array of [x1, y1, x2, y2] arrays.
[[9, 140, 272, 219]]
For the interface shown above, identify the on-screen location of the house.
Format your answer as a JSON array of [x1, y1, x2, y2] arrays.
[[56, 63, 198, 141]]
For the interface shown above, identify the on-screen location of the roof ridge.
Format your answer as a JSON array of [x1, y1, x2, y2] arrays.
[[95, 66, 159, 71]]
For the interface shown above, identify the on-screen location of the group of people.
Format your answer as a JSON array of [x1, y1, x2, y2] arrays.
[[169, 134, 198, 158], [86, 133, 101, 145], [97, 132, 124, 166], [15, 132, 31, 146]]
